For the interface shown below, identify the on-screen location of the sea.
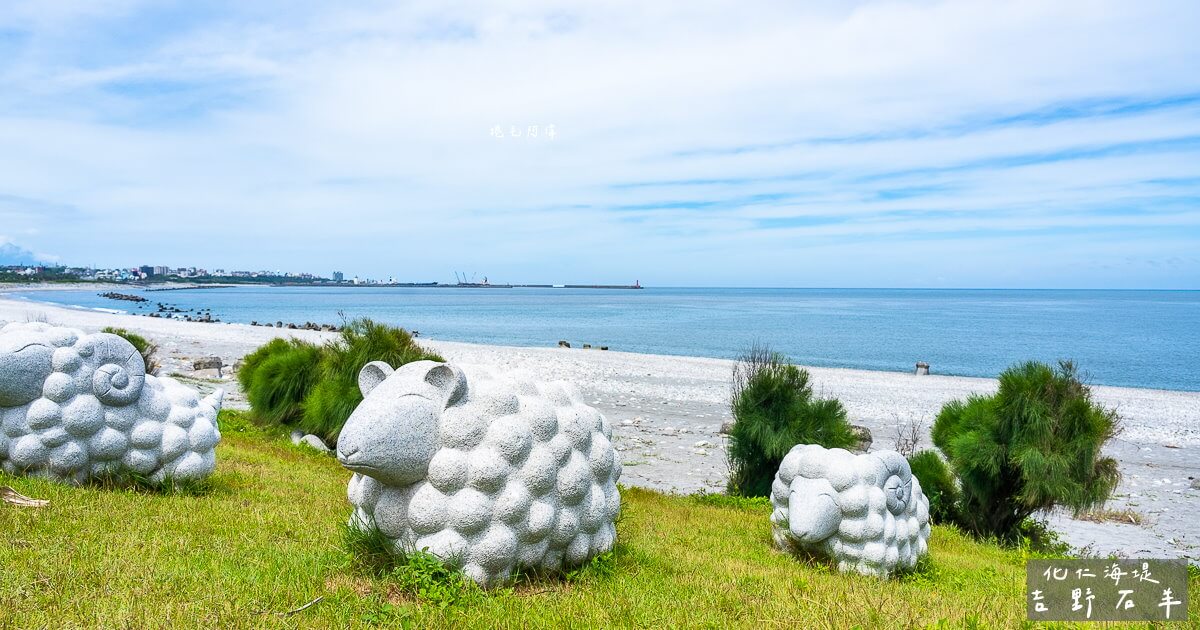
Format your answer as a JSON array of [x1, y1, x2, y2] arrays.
[[5, 286, 1198, 392]]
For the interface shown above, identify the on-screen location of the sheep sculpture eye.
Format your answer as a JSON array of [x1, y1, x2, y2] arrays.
[[770, 444, 931, 578]]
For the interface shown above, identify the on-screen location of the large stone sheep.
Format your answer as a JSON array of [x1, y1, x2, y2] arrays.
[[770, 444, 930, 577], [0, 322, 222, 484], [337, 360, 622, 588]]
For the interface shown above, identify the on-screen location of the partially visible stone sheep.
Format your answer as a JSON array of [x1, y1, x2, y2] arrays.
[[0, 322, 222, 483], [337, 360, 622, 588], [770, 444, 930, 577]]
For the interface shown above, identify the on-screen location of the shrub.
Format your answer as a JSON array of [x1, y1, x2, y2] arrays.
[[726, 344, 856, 497], [240, 338, 323, 425], [101, 327, 160, 375], [907, 450, 959, 524], [238, 319, 442, 443], [931, 360, 1120, 542], [300, 320, 442, 440]]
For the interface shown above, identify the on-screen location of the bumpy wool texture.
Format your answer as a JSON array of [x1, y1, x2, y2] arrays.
[[0, 322, 222, 483], [338, 360, 622, 588], [770, 444, 930, 577]]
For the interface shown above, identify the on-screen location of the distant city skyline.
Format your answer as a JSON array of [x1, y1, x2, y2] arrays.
[[1, 2, 1198, 288]]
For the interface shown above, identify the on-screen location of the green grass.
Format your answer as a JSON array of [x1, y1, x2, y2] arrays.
[[1, 411, 1196, 628]]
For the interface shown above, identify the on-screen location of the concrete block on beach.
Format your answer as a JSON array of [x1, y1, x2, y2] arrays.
[[193, 357, 223, 370], [337, 360, 622, 588], [849, 425, 873, 453], [0, 322, 223, 484], [193, 356, 224, 377], [770, 444, 930, 577]]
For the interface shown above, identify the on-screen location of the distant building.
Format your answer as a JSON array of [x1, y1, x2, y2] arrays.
[[333, 271, 344, 283], [139, 265, 154, 276], [153, 266, 169, 276]]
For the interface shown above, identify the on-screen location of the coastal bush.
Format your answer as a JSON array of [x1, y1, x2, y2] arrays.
[[907, 450, 959, 525], [238, 319, 441, 443], [239, 338, 323, 425], [300, 319, 442, 440], [931, 360, 1121, 542], [101, 326, 160, 374], [726, 344, 856, 497]]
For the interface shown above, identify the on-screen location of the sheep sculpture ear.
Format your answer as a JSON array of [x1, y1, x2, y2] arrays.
[[424, 363, 468, 407], [358, 361, 395, 396]]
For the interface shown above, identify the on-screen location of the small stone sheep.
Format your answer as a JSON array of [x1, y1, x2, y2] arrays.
[[0, 322, 223, 484], [770, 444, 930, 577], [337, 360, 622, 588]]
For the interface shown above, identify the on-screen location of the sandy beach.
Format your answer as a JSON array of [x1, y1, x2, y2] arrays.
[[2, 291, 1197, 565]]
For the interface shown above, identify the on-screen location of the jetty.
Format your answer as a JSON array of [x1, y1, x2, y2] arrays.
[[98, 291, 147, 303]]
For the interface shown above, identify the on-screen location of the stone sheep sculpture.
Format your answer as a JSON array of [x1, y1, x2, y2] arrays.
[[337, 360, 622, 588], [0, 322, 223, 484], [770, 444, 930, 577]]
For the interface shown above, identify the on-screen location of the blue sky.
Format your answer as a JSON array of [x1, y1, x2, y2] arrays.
[[0, 1, 1198, 288]]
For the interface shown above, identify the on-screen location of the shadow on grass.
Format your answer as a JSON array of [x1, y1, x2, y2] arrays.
[[0, 466, 223, 498], [342, 516, 625, 609], [86, 468, 221, 497]]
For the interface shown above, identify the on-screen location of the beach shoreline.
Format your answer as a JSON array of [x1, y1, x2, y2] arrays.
[[1, 294, 1197, 564], [5, 283, 1198, 396]]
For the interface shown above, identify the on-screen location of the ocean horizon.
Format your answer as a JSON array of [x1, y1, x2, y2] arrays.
[[5, 285, 1198, 392]]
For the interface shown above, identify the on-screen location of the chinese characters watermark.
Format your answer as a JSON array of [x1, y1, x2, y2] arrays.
[[1027, 559, 1188, 622], [488, 124, 558, 140]]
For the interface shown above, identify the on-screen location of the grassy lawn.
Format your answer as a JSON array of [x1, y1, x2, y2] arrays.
[[1, 411, 1196, 628]]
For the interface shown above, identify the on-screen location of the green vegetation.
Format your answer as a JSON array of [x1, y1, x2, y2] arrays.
[[0, 267, 84, 284], [690, 492, 773, 512], [907, 450, 959, 525], [726, 344, 856, 497], [932, 360, 1121, 542], [239, 338, 324, 425], [238, 319, 442, 443], [7, 409, 1181, 628], [344, 521, 486, 609], [101, 326, 161, 375]]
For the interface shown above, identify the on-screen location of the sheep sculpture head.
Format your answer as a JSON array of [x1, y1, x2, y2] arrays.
[[0, 322, 222, 484], [337, 360, 622, 588], [770, 444, 930, 577]]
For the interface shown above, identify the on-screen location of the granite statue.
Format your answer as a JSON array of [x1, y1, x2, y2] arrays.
[[0, 322, 222, 484], [770, 444, 930, 577], [338, 360, 622, 587]]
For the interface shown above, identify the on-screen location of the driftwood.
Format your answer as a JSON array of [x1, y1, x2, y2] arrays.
[[1, 486, 49, 507], [281, 596, 324, 617]]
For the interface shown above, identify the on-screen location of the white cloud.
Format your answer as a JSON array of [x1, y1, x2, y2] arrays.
[[0, 0, 1197, 286]]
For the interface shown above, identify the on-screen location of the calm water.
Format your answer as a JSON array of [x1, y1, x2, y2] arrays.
[[8, 287, 1199, 391]]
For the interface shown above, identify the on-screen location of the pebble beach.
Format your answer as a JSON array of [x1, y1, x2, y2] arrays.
[[2, 291, 1198, 565]]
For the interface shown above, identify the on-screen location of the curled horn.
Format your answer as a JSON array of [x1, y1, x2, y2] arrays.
[[877, 451, 913, 512], [89, 333, 146, 406]]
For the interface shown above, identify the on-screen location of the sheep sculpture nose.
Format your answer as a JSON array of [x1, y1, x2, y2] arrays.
[[336, 444, 360, 463]]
